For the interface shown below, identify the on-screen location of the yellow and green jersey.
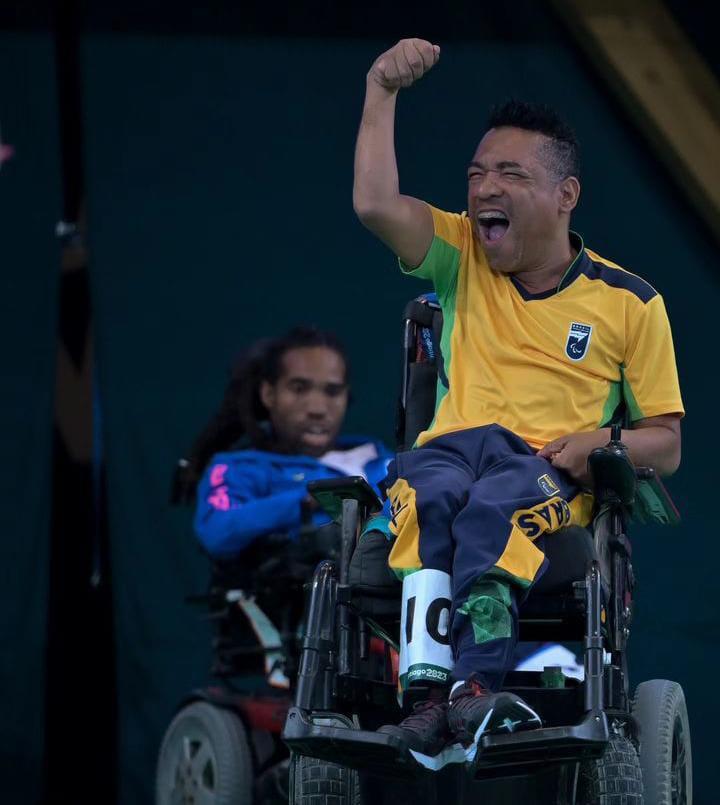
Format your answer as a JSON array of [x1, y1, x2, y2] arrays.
[[403, 206, 684, 450]]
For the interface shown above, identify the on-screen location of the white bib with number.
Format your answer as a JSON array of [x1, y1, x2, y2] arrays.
[[399, 568, 454, 692]]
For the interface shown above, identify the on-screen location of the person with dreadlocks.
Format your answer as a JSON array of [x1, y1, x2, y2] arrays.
[[188, 326, 391, 559]]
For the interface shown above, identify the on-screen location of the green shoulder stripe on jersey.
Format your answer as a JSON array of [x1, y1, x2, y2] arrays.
[[399, 234, 461, 298]]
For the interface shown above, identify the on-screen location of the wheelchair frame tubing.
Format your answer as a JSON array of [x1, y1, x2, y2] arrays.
[[609, 506, 631, 654], [295, 560, 338, 712], [583, 559, 604, 715], [338, 499, 359, 677], [339, 498, 358, 586]]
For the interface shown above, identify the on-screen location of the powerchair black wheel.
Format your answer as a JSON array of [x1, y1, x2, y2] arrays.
[[577, 734, 643, 804], [289, 753, 361, 805], [155, 701, 253, 805], [632, 679, 692, 804]]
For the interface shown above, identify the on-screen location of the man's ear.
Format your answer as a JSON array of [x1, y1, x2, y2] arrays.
[[259, 380, 275, 412], [558, 176, 580, 214]]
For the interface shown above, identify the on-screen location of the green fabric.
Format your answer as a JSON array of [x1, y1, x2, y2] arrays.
[[399, 234, 461, 296], [599, 378, 623, 428], [621, 364, 644, 421], [458, 578, 513, 644], [633, 479, 681, 526], [486, 564, 534, 591], [361, 514, 393, 540], [393, 566, 420, 581]]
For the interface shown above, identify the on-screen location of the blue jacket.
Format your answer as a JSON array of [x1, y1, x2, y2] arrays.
[[194, 436, 392, 558]]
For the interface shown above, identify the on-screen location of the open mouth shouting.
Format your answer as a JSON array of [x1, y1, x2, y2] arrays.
[[476, 209, 510, 248]]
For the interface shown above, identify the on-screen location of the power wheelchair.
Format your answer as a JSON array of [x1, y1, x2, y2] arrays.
[[155, 501, 343, 805], [282, 295, 692, 804]]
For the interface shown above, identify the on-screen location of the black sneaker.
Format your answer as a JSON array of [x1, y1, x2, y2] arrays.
[[447, 678, 542, 745], [378, 700, 452, 756]]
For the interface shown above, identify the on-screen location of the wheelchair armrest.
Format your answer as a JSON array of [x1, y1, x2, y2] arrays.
[[588, 426, 681, 525], [307, 476, 382, 522], [588, 426, 637, 506], [588, 446, 636, 506]]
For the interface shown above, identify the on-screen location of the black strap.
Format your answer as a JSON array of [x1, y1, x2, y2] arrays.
[[431, 309, 448, 389]]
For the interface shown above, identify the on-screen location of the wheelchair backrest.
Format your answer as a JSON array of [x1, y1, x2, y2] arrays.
[[396, 294, 445, 451]]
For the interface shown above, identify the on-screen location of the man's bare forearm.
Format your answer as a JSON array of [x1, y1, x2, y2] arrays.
[[538, 415, 681, 485], [619, 418, 681, 476], [352, 39, 439, 267], [353, 80, 400, 220]]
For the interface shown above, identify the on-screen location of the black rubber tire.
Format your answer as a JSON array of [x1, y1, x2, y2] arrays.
[[155, 700, 253, 805], [290, 753, 361, 805], [577, 734, 643, 804], [631, 679, 692, 804]]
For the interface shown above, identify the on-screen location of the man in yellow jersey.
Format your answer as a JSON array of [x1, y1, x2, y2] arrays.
[[353, 38, 684, 762]]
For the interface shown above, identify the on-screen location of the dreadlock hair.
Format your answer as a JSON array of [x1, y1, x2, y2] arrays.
[[185, 326, 348, 494], [486, 100, 580, 182]]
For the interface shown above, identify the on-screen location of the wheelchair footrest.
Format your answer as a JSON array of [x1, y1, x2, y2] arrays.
[[283, 706, 424, 778], [283, 706, 610, 779], [474, 712, 609, 771]]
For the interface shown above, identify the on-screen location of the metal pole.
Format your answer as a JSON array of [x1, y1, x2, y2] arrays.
[[584, 561, 604, 714]]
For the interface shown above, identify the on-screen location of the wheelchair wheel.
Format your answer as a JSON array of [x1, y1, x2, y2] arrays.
[[289, 753, 361, 805], [155, 700, 253, 805], [632, 679, 692, 804], [576, 734, 643, 804]]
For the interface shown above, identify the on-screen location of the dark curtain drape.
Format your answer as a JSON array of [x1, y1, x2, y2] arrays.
[[0, 33, 62, 805]]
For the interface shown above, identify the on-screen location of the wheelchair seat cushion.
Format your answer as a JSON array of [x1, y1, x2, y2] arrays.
[[529, 525, 596, 596], [348, 531, 401, 616], [347, 526, 594, 618]]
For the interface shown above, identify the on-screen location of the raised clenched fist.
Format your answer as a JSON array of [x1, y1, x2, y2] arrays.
[[369, 38, 440, 91]]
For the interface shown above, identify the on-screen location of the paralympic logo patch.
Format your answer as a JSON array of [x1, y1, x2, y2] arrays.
[[565, 321, 593, 362]]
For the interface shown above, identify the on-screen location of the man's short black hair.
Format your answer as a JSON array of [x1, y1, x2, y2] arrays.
[[486, 100, 580, 181]]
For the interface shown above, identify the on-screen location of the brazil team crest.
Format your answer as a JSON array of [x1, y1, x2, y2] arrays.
[[565, 322, 593, 362]]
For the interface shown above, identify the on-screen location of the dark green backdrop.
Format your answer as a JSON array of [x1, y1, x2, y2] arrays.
[[75, 30, 719, 805], [0, 33, 62, 805]]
